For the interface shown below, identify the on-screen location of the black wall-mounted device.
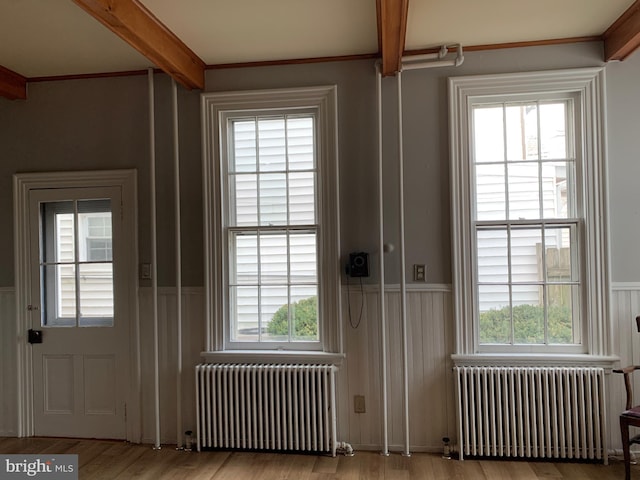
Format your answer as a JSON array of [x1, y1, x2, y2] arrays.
[[28, 329, 43, 344], [348, 252, 369, 277]]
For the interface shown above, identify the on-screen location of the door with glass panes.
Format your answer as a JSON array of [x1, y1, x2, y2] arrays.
[[28, 186, 128, 438]]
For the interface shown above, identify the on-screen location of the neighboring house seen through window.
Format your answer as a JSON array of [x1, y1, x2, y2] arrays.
[[203, 86, 340, 351], [41, 199, 114, 327], [449, 69, 609, 357]]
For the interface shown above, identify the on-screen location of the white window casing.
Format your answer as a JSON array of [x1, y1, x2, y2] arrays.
[[449, 68, 613, 363], [202, 86, 341, 353]]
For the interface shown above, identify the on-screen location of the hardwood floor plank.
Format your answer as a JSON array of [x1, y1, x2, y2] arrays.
[[335, 453, 366, 480], [312, 455, 339, 474], [160, 450, 230, 480], [0, 438, 634, 479], [83, 443, 147, 479], [529, 461, 563, 478], [453, 459, 487, 479], [360, 452, 385, 480], [282, 453, 316, 480]]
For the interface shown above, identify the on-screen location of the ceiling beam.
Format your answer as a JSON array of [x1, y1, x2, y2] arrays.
[[0, 65, 27, 100], [604, 0, 640, 61], [72, 0, 205, 89], [377, 0, 409, 76]]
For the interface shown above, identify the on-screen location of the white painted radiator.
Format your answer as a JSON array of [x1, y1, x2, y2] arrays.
[[454, 366, 606, 462], [196, 364, 338, 455]]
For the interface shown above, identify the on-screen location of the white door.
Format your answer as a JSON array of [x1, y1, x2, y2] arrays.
[[28, 186, 129, 439]]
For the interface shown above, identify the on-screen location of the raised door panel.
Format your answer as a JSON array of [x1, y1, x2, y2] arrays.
[[83, 355, 116, 415], [43, 355, 74, 415]]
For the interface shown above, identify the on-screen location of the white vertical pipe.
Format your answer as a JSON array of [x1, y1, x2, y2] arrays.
[[330, 368, 338, 457], [376, 63, 389, 457], [397, 71, 411, 457], [171, 79, 184, 449], [148, 68, 161, 450]]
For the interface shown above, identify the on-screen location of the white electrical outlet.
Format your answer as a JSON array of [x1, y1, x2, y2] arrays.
[[414, 264, 426, 282]]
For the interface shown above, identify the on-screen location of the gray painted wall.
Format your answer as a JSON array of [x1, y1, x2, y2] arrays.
[[605, 54, 640, 283], [1, 41, 630, 290]]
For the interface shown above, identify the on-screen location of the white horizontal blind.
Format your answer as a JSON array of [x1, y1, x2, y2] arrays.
[[227, 115, 319, 344]]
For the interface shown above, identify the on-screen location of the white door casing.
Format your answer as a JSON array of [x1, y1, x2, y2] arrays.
[[14, 170, 139, 441]]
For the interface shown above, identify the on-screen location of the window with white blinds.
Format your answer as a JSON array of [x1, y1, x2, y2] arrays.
[[203, 86, 340, 351]]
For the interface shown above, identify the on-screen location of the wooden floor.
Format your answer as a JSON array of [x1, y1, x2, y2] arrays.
[[0, 437, 635, 479]]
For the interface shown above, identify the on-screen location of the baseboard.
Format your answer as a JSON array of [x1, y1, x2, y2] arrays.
[[349, 444, 444, 454]]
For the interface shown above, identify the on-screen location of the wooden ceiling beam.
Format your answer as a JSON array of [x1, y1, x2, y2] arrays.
[[72, 0, 205, 90], [377, 0, 409, 76], [0, 65, 27, 100], [604, 0, 640, 61]]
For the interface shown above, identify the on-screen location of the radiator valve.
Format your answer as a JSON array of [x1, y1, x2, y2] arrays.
[[442, 437, 452, 459], [184, 430, 193, 451], [336, 441, 354, 456]]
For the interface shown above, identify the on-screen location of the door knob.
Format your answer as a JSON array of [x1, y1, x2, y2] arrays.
[[28, 329, 43, 344]]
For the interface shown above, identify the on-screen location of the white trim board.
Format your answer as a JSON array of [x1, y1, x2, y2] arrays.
[[611, 282, 640, 291], [344, 283, 451, 293]]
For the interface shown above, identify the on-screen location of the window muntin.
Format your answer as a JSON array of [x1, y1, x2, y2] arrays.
[[41, 199, 114, 327], [471, 98, 582, 348], [225, 114, 320, 344]]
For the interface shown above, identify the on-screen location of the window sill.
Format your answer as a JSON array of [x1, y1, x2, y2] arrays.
[[451, 353, 619, 371], [201, 350, 345, 367]]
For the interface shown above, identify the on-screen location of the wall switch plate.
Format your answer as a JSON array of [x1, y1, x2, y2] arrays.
[[140, 263, 152, 280], [354, 395, 366, 413], [414, 264, 426, 282]]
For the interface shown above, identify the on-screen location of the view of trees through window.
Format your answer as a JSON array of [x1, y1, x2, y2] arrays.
[[472, 100, 579, 345]]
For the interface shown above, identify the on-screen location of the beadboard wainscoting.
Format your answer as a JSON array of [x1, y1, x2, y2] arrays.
[[4, 284, 638, 454], [337, 284, 455, 452], [138, 287, 205, 445], [0, 288, 16, 436], [608, 284, 640, 453], [136, 285, 456, 450]]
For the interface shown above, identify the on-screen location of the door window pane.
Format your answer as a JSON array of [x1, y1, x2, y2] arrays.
[[40, 199, 113, 328], [79, 263, 114, 326]]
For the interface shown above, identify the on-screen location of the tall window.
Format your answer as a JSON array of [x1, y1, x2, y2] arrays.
[[203, 86, 340, 351], [228, 115, 318, 342], [473, 98, 579, 346], [449, 69, 609, 356]]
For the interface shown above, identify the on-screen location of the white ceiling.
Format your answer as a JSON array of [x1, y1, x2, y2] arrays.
[[0, 0, 635, 78]]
